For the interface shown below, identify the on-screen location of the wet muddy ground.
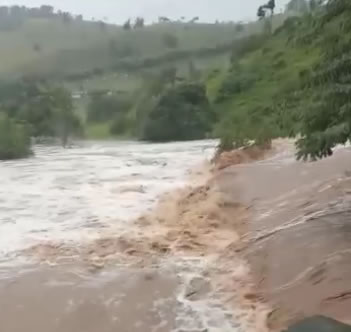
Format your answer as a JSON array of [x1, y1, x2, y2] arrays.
[[215, 141, 351, 329]]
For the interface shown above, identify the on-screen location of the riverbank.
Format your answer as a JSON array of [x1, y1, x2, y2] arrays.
[[214, 140, 351, 330]]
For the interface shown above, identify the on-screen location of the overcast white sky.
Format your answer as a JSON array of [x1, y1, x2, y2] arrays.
[[2, 0, 291, 23]]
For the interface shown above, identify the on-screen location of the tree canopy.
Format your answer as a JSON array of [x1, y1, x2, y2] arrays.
[[0, 80, 82, 156], [141, 83, 215, 142]]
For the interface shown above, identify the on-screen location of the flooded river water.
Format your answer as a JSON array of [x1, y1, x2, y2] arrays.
[[1, 139, 351, 332], [0, 140, 215, 262], [2, 140, 251, 332]]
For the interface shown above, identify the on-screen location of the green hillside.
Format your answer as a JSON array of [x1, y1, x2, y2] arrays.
[[211, 0, 351, 160], [0, 19, 236, 78], [0, 9, 288, 81]]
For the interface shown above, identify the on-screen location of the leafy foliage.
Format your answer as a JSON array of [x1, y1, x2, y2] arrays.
[[213, 0, 351, 160], [295, 0, 351, 160], [212, 6, 322, 152], [215, 69, 258, 103], [0, 112, 31, 160], [141, 83, 215, 142], [258, 0, 276, 19], [0, 80, 82, 148], [123, 19, 132, 31]]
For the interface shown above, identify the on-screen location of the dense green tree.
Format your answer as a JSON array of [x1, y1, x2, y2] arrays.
[[0, 81, 81, 147], [123, 19, 131, 31], [142, 83, 215, 142], [267, 0, 276, 14], [295, 0, 351, 160]]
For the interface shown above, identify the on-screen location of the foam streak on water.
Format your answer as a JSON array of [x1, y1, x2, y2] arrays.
[[0, 140, 216, 261]]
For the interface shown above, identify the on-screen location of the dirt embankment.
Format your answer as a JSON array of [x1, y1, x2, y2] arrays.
[[214, 140, 351, 331]]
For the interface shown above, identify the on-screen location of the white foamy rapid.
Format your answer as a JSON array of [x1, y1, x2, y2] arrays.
[[0, 140, 216, 262]]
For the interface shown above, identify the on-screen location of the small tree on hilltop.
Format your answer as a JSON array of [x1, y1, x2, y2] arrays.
[[123, 19, 131, 31], [266, 0, 276, 14], [158, 16, 171, 23], [62, 12, 72, 24], [257, 6, 266, 19], [134, 17, 144, 28]]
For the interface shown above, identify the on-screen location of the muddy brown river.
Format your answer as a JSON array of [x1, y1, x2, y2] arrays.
[[1, 139, 351, 331], [1, 140, 246, 332]]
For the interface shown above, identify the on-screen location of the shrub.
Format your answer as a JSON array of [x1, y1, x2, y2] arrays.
[[215, 70, 257, 103], [0, 113, 31, 160]]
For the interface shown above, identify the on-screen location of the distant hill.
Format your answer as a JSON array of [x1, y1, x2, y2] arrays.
[[0, 5, 287, 81]]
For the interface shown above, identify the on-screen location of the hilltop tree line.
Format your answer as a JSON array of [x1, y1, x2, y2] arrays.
[[0, 5, 83, 30], [122, 17, 145, 30]]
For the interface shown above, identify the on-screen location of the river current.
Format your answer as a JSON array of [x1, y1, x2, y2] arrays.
[[0, 140, 216, 263]]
